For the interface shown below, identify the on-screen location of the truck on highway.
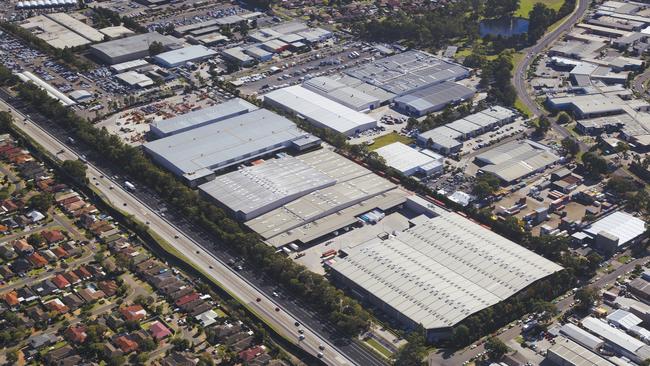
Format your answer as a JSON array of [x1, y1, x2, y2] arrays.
[[124, 181, 136, 191]]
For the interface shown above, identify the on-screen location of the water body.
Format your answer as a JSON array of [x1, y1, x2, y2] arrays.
[[479, 17, 529, 37]]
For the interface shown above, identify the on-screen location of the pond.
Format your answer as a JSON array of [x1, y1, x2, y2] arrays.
[[479, 17, 529, 37]]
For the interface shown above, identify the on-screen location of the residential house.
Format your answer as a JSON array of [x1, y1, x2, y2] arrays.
[[28, 333, 58, 349], [97, 280, 118, 297], [61, 293, 84, 310], [44, 345, 75, 365], [160, 352, 198, 366], [42, 230, 65, 244], [74, 266, 93, 280], [3, 290, 19, 308], [44, 298, 69, 314], [149, 321, 172, 340], [65, 325, 88, 344], [77, 286, 105, 303], [0, 245, 17, 260], [52, 274, 71, 289], [239, 345, 267, 363], [11, 258, 32, 274], [114, 335, 139, 353], [51, 246, 69, 259], [32, 279, 59, 296], [63, 271, 81, 285], [0, 265, 14, 280], [13, 238, 34, 255], [120, 305, 147, 321]]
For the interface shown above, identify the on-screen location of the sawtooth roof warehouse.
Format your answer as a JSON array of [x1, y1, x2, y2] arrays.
[[329, 209, 562, 341]]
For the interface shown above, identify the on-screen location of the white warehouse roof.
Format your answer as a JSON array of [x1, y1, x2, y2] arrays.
[[199, 154, 336, 221], [375, 142, 443, 176], [584, 211, 646, 247], [153, 45, 217, 67], [330, 212, 563, 330], [264, 85, 377, 136], [548, 337, 615, 366]]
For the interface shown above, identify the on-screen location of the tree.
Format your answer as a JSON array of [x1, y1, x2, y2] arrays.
[[27, 232, 44, 247], [0, 111, 13, 133], [606, 176, 636, 195], [527, 3, 556, 44], [107, 354, 126, 366], [28, 192, 53, 212], [535, 115, 551, 135], [485, 336, 509, 360], [61, 159, 87, 183], [148, 41, 165, 56], [484, 0, 519, 17], [574, 286, 598, 312], [451, 324, 471, 347], [392, 331, 427, 366], [557, 111, 572, 124], [581, 152, 608, 178], [561, 137, 580, 156], [472, 173, 501, 199]]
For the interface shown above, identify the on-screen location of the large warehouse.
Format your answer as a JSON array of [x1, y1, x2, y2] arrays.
[[329, 211, 562, 341], [245, 148, 408, 247], [303, 76, 382, 111], [546, 338, 614, 366], [90, 32, 181, 64], [581, 211, 647, 252], [393, 81, 475, 117], [143, 108, 320, 186], [149, 98, 258, 138], [374, 142, 444, 177], [475, 140, 560, 183], [153, 45, 217, 68], [199, 154, 336, 221], [264, 85, 377, 136], [344, 50, 470, 96]]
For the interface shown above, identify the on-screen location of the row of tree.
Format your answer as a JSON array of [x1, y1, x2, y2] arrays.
[[8, 79, 372, 338]]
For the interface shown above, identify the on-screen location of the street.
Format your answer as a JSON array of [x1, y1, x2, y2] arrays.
[[0, 96, 382, 366]]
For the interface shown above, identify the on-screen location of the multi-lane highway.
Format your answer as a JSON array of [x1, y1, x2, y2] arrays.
[[0, 96, 386, 366], [512, 0, 590, 148]]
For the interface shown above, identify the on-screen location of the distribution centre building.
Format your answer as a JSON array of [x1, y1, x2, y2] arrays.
[[244, 148, 408, 247], [153, 45, 217, 68], [374, 142, 444, 177], [328, 211, 563, 341], [393, 81, 475, 117], [475, 140, 561, 184], [143, 107, 320, 186], [581, 211, 646, 252], [303, 76, 382, 111], [581, 317, 650, 363], [149, 98, 258, 138], [90, 32, 181, 64], [264, 85, 377, 136]]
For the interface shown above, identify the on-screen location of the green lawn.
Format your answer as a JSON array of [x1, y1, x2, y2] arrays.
[[617, 255, 632, 264], [515, 0, 565, 18], [367, 132, 413, 150], [365, 338, 393, 358]]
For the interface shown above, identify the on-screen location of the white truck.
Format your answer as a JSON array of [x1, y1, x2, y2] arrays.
[[124, 181, 136, 191]]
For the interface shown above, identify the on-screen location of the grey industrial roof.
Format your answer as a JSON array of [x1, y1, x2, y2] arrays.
[[394, 81, 474, 113], [336, 75, 396, 103], [91, 32, 179, 61], [143, 109, 311, 181], [150, 98, 258, 137], [303, 76, 380, 110], [607, 309, 643, 330], [582, 317, 650, 357], [584, 211, 646, 246], [548, 337, 614, 366], [330, 212, 562, 330], [447, 118, 483, 135], [345, 50, 470, 95], [417, 130, 462, 150], [548, 94, 625, 116], [199, 154, 336, 220], [245, 148, 404, 246], [375, 142, 443, 175], [222, 47, 254, 63], [153, 45, 217, 66], [476, 140, 560, 182], [264, 85, 377, 135], [559, 323, 605, 350]]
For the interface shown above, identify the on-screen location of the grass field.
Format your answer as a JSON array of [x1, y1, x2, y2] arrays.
[[368, 132, 413, 150], [515, 0, 565, 18], [365, 338, 393, 358]]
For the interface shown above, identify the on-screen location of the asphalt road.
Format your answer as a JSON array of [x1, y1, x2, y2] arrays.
[[0, 96, 386, 366], [512, 0, 590, 149]]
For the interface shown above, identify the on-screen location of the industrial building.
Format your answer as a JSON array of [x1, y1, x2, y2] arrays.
[[578, 211, 646, 252], [90, 33, 181, 64], [221, 46, 255, 66], [329, 211, 562, 341], [546, 337, 614, 366], [264, 85, 377, 136], [20, 13, 104, 49], [153, 45, 217, 68], [199, 153, 335, 221], [115, 71, 154, 88], [393, 81, 475, 117], [546, 94, 626, 118], [245, 149, 408, 247], [303, 76, 382, 111], [17, 71, 76, 106], [99, 26, 134, 40], [143, 108, 319, 186], [345, 50, 470, 96], [475, 140, 561, 184], [150, 98, 258, 138], [416, 106, 517, 154], [374, 142, 444, 177], [559, 323, 605, 351], [581, 317, 650, 363]]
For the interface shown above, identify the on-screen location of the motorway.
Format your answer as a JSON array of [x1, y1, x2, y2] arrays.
[[0, 96, 387, 366], [512, 0, 590, 149]]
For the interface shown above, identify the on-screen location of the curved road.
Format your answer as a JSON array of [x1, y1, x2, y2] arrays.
[[513, 0, 590, 146]]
